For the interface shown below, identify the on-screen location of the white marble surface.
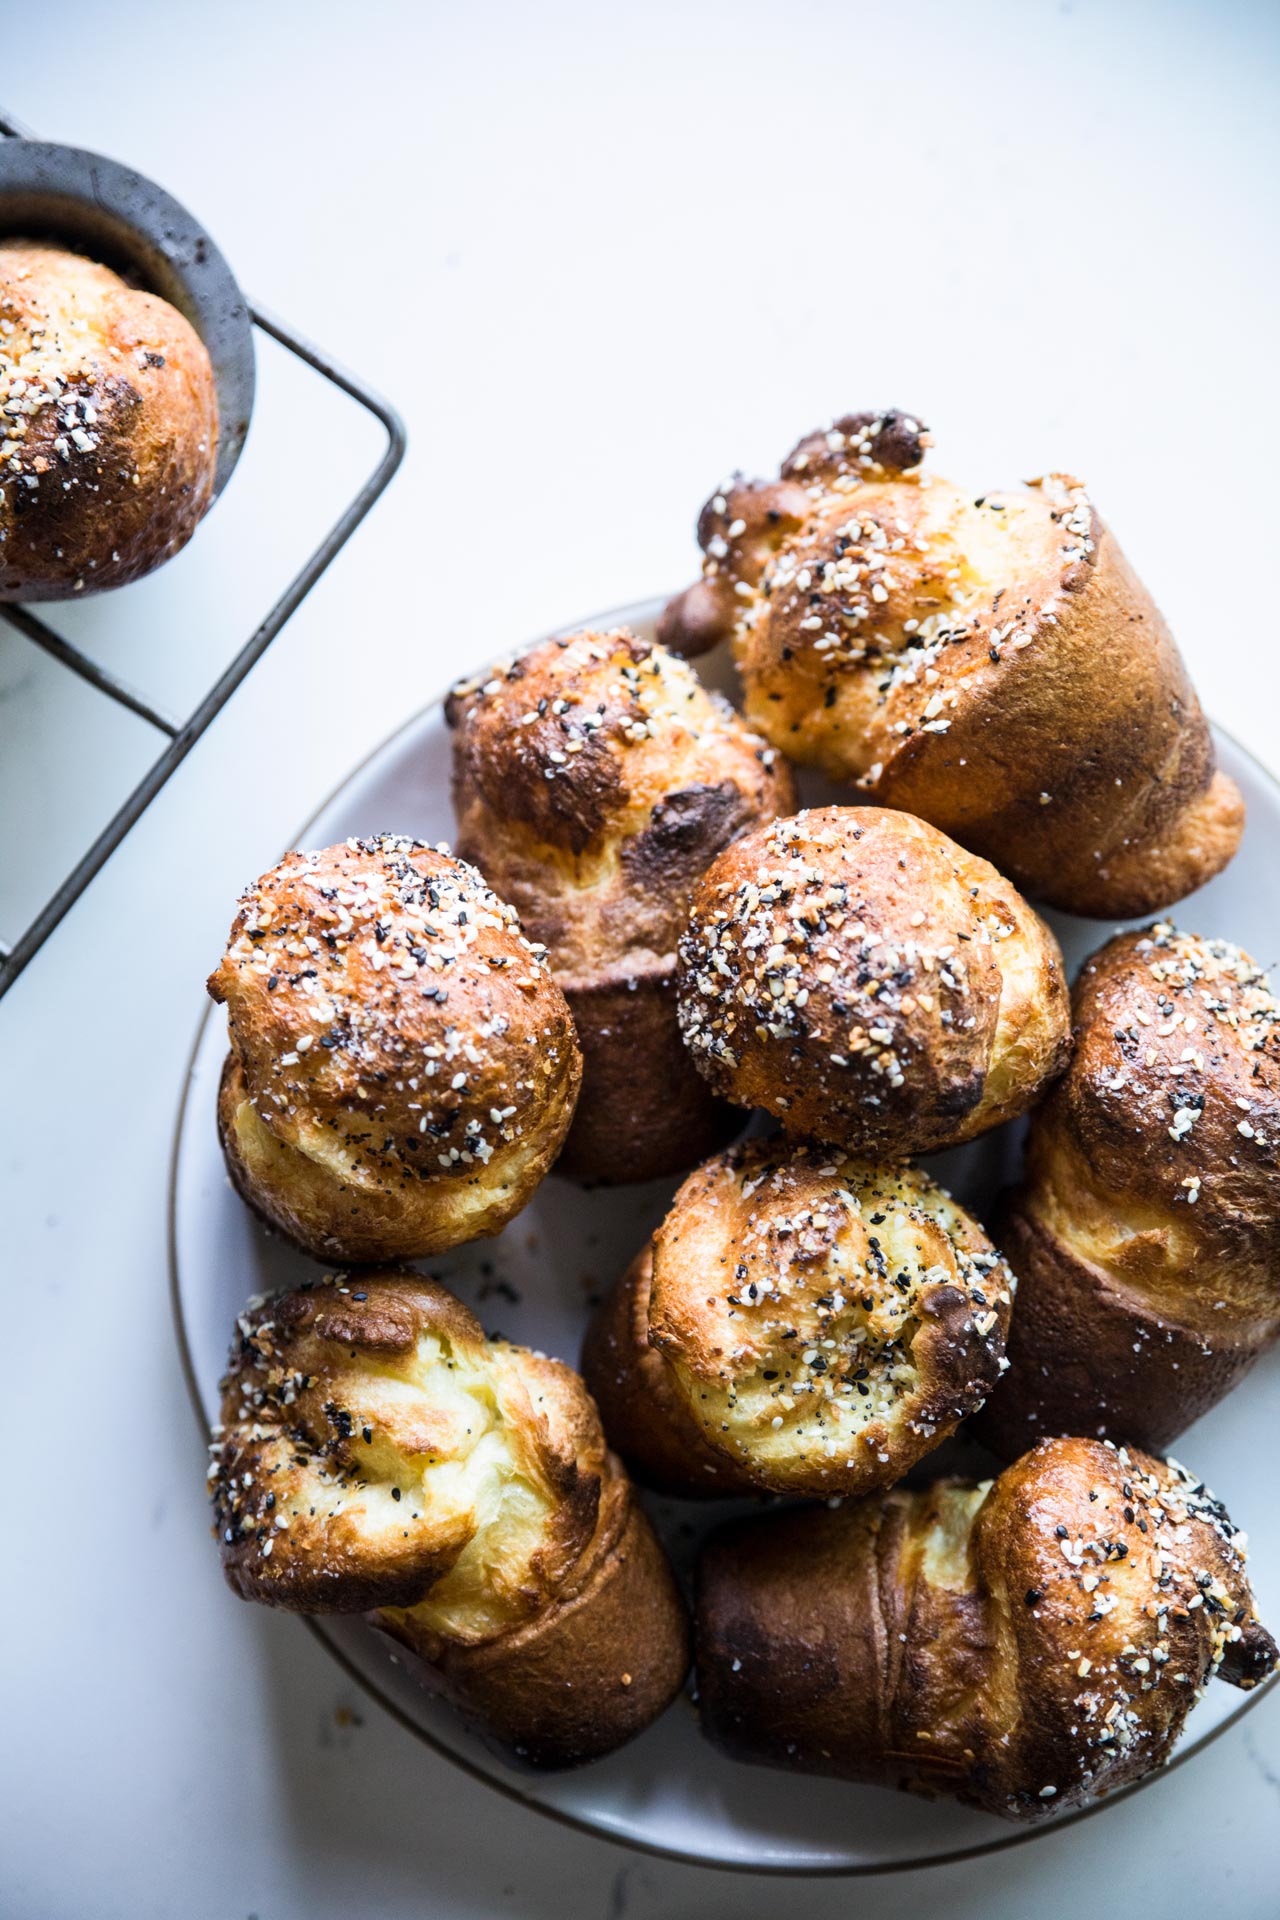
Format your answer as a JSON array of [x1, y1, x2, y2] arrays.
[[3, 2, 1279, 1914]]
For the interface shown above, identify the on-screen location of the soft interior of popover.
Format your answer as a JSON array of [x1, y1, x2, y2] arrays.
[[656, 1156, 1002, 1483]]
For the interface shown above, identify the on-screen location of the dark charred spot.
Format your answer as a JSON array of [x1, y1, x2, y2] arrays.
[[621, 781, 754, 894]]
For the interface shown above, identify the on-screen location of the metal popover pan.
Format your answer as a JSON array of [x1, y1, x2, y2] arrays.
[[0, 137, 255, 497]]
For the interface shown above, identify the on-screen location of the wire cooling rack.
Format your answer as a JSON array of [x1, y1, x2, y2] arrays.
[[0, 105, 406, 1001]]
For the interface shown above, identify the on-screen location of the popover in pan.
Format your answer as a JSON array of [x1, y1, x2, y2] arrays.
[[0, 239, 218, 599]]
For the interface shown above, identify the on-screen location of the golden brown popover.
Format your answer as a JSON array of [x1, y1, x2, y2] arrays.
[[977, 923, 1280, 1457], [209, 835, 581, 1263], [659, 409, 1243, 916], [696, 1436, 1276, 1819], [0, 239, 218, 599], [675, 805, 1069, 1157], [582, 1139, 1015, 1498], [447, 627, 794, 1182], [211, 1269, 690, 1769]]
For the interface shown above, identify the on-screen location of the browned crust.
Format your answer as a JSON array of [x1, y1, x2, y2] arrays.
[[696, 1437, 1276, 1820], [658, 478, 814, 658], [977, 923, 1280, 1453], [676, 806, 1070, 1158], [0, 239, 218, 599], [375, 1458, 692, 1769], [974, 1201, 1267, 1458], [209, 836, 581, 1263], [659, 411, 930, 660], [872, 522, 1244, 917], [580, 1242, 757, 1496], [1030, 926, 1280, 1279], [447, 628, 794, 1184], [661, 411, 1243, 915], [698, 1487, 988, 1791], [583, 1141, 1014, 1499], [553, 959, 742, 1185]]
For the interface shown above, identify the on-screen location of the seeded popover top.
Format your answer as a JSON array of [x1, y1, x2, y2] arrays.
[[676, 804, 1070, 1157], [696, 1435, 1277, 1818], [1022, 922, 1280, 1316], [0, 238, 218, 599], [659, 407, 1243, 916], [584, 1137, 1015, 1499], [447, 627, 794, 976], [209, 835, 581, 1261], [211, 1269, 605, 1638]]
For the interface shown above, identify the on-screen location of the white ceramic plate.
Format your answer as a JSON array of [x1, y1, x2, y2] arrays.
[[171, 596, 1280, 1873]]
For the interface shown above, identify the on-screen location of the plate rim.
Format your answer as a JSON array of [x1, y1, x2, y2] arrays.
[[169, 592, 1280, 1876]]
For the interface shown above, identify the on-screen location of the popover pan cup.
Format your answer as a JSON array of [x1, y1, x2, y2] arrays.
[[0, 137, 255, 498]]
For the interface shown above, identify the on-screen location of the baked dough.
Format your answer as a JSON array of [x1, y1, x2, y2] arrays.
[[696, 1435, 1276, 1818], [0, 239, 218, 598], [583, 1138, 1015, 1497], [209, 835, 580, 1262], [211, 1269, 690, 1768], [978, 922, 1280, 1456], [659, 409, 1243, 916], [448, 627, 794, 1181], [676, 805, 1069, 1157]]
